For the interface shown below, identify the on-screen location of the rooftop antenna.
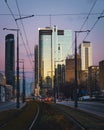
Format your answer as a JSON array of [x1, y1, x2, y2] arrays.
[[49, 14, 51, 27]]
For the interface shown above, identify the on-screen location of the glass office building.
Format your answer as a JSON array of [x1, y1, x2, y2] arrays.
[[38, 26, 72, 96], [5, 34, 15, 96]]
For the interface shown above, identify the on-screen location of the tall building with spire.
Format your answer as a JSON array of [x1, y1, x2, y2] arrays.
[[5, 34, 15, 96], [38, 26, 72, 96]]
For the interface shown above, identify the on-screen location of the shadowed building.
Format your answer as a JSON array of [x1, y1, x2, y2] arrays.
[[34, 45, 38, 88], [88, 66, 100, 96], [65, 55, 81, 83], [99, 60, 104, 93], [34, 45, 40, 96], [5, 34, 15, 96]]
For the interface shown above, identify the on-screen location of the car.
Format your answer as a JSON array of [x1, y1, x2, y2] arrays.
[[79, 95, 90, 101]]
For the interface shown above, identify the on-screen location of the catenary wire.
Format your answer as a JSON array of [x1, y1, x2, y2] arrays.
[[72, 0, 98, 56], [4, 0, 34, 70], [83, 9, 104, 41], [0, 13, 102, 16], [15, 0, 34, 69], [79, 0, 98, 31]]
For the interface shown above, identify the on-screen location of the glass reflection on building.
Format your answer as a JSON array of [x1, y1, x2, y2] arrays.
[[38, 26, 72, 96]]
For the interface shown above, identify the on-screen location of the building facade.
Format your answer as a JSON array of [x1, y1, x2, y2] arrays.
[[88, 66, 100, 96], [99, 60, 104, 93], [5, 34, 15, 96], [65, 55, 81, 83], [79, 41, 92, 71], [34, 45, 38, 88], [0, 73, 6, 102], [38, 26, 72, 96]]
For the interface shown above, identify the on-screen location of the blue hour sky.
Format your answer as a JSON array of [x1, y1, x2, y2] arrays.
[[0, 0, 104, 72]]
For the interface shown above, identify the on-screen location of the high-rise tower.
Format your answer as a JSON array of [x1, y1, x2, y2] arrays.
[[5, 34, 15, 96], [79, 41, 92, 71], [38, 26, 72, 96]]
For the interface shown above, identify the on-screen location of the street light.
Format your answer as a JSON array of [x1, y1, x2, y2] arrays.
[[74, 30, 90, 108], [15, 15, 34, 21], [98, 16, 104, 19], [3, 27, 20, 108]]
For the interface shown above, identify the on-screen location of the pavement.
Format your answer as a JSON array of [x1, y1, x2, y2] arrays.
[[57, 100, 104, 118], [0, 100, 26, 111]]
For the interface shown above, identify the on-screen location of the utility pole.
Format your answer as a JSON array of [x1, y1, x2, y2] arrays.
[[14, 15, 34, 104], [22, 60, 25, 103], [74, 30, 90, 108]]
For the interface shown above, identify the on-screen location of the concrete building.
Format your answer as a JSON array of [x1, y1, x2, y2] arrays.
[[99, 60, 104, 93], [30, 82, 35, 97], [65, 55, 81, 83], [0, 73, 6, 102], [5, 85, 13, 101], [88, 66, 100, 96], [79, 41, 92, 71]]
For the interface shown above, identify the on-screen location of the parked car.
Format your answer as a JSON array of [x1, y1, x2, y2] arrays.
[[79, 95, 90, 101]]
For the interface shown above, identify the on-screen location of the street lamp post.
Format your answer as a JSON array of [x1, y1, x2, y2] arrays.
[[98, 16, 104, 19], [3, 28, 20, 108], [14, 14, 34, 103], [22, 60, 25, 103], [15, 15, 34, 21], [74, 30, 90, 108]]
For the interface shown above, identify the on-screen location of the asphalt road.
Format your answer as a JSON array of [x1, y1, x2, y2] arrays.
[[57, 100, 104, 117]]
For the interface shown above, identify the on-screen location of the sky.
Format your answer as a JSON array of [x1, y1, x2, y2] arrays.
[[0, 0, 104, 94]]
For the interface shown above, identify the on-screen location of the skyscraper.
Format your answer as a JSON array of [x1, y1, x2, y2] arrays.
[[5, 34, 15, 96], [79, 41, 92, 71], [38, 26, 72, 96]]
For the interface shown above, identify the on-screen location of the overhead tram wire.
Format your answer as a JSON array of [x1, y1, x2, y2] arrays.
[[83, 9, 104, 41], [34, 13, 102, 16], [76, 0, 98, 41], [0, 12, 102, 16], [4, 0, 102, 63], [4, 0, 33, 70], [15, 0, 34, 69], [71, 0, 98, 56], [79, 0, 98, 31], [0, 13, 33, 16]]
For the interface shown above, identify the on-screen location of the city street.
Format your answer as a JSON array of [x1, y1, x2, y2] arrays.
[[57, 100, 104, 117]]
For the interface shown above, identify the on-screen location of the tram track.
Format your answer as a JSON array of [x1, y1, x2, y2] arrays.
[[0, 101, 38, 130], [29, 102, 87, 130], [1, 101, 103, 129], [28, 102, 40, 130], [57, 107, 86, 130], [52, 103, 87, 130]]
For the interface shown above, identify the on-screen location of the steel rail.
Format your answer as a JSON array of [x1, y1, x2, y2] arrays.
[[28, 103, 40, 130], [55, 105, 86, 130]]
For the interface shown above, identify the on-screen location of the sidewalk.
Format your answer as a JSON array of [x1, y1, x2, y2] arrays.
[[0, 101, 26, 111], [57, 101, 104, 118]]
